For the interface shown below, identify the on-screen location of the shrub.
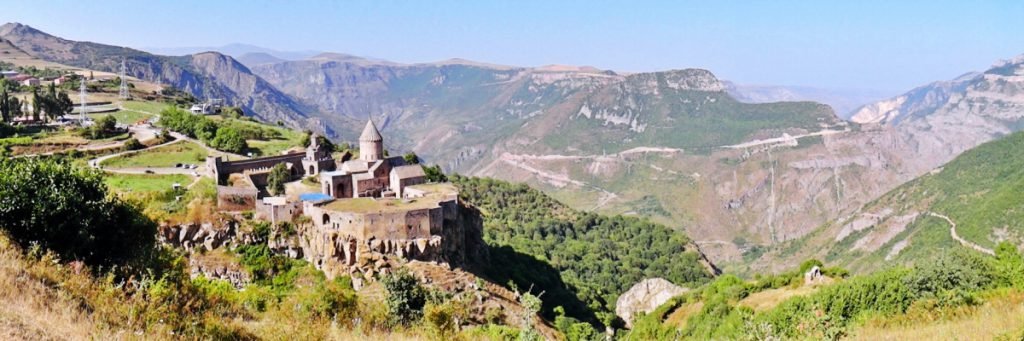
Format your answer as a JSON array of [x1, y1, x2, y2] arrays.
[[123, 138, 144, 150], [902, 250, 993, 301], [0, 158, 156, 270], [382, 269, 428, 326]]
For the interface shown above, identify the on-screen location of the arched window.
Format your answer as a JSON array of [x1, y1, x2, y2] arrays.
[[309, 165, 315, 174], [322, 213, 331, 225]]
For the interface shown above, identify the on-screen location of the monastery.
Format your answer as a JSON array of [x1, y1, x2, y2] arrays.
[[208, 120, 463, 278]]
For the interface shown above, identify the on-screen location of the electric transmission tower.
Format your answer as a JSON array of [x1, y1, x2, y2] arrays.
[[118, 58, 130, 99], [79, 77, 88, 121]]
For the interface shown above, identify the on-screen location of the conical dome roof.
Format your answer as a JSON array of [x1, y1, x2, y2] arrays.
[[359, 119, 383, 142]]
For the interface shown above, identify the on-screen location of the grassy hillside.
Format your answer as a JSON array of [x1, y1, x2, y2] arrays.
[[768, 130, 1024, 274], [626, 249, 1024, 340]]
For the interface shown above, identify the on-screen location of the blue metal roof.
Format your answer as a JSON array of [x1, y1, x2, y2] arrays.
[[299, 193, 332, 201]]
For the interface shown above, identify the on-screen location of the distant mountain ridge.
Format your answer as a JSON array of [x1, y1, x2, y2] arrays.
[[724, 81, 896, 119], [141, 43, 322, 61], [0, 23, 316, 130]]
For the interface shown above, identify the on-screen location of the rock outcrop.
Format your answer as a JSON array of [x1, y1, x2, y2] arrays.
[[157, 220, 240, 252], [615, 278, 689, 329]]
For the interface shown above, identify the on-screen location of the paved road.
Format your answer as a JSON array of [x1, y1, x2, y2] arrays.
[[928, 211, 995, 256]]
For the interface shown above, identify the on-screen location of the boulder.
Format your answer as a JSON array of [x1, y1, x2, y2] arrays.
[[615, 278, 689, 329]]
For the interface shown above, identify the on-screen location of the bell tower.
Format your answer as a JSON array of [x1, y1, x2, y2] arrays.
[[359, 119, 384, 161]]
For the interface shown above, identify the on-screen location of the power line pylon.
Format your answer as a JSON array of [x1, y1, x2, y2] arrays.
[[118, 58, 130, 100]]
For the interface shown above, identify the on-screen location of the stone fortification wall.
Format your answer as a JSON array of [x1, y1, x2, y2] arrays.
[[299, 199, 469, 279], [208, 152, 306, 185], [255, 200, 302, 223]]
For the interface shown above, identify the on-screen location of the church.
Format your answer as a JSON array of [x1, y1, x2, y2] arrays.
[[318, 120, 427, 199]]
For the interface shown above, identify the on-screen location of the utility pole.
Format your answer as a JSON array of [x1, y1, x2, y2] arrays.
[[118, 58, 130, 100]]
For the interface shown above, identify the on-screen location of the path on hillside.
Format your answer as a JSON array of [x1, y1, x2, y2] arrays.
[[167, 132, 249, 160], [721, 128, 849, 150], [928, 212, 995, 255], [88, 136, 184, 169]]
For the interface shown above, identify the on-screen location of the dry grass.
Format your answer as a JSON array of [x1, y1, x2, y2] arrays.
[[738, 284, 821, 312], [663, 301, 704, 328], [0, 236, 115, 340], [848, 290, 1024, 340]]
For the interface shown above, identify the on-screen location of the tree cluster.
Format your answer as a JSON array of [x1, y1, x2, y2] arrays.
[[158, 106, 253, 154], [451, 175, 714, 328], [32, 83, 74, 122]]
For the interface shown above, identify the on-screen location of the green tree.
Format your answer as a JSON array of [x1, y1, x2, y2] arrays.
[[382, 269, 427, 326], [423, 164, 447, 182], [56, 91, 73, 117], [89, 115, 117, 139], [222, 106, 244, 119], [8, 96, 22, 120], [994, 242, 1024, 288], [193, 118, 218, 142], [210, 126, 248, 154], [0, 159, 157, 269], [0, 86, 9, 123], [266, 163, 289, 196], [403, 152, 421, 164], [30, 88, 41, 121]]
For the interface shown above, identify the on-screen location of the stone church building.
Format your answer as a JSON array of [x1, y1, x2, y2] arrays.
[[319, 120, 427, 199]]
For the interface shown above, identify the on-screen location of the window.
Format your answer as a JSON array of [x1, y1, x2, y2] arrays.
[[322, 213, 331, 225]]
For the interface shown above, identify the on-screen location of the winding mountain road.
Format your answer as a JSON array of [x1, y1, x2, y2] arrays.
[[928, 212, 995, 256]]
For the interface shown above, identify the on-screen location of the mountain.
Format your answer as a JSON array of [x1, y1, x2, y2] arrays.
[[768, 130, 1024, 273], [0, 23, 316, 129], [234, 52, 287, 67], [744, 56, 1024, 274], [250, 54, 931, 265], [724, 81, 897, 119], [849, 55, 1024, 188], [141, 43, 322, 61]]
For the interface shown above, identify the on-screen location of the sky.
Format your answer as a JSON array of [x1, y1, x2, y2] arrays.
[[4, 0, 1024, 91]]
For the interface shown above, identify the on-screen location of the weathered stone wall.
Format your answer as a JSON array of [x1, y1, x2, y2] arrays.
[[297, 199, 481, 279], [254, 200, 302, 223], [208, 152, 306, 185]]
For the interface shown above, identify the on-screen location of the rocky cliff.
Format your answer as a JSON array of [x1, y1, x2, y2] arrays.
[[615, 278, 689, 328]]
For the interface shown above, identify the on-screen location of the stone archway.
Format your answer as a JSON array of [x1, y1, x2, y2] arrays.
[[322, 213, 331, 225]]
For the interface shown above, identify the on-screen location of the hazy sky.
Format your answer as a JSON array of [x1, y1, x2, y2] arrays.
[[5, 1, 1024, 90]]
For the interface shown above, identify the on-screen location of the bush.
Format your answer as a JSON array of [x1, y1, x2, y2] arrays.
[[902, 250, 993, 302], [123, 138, 144, 150], [86, 115, 118, 139], [0, 158, 156, 270], [382, 269, 428, 326]]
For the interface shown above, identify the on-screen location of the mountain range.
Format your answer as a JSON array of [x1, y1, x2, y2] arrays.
[[4, 22, 1024, 271]]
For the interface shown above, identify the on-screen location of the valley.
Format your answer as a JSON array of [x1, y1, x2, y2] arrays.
[[2, 10, 1024, 340]]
